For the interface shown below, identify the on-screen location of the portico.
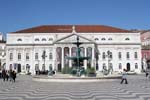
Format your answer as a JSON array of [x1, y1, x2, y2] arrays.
[[53, 33, 96, 72]]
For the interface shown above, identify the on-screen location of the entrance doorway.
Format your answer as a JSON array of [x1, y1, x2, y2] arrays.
[[57, 63, 61, 72], [17, 64, 21, 73], [126, 63, 130, 71]]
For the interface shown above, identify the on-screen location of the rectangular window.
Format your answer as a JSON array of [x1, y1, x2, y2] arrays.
[[26, 53, 29, 61], [49, 53, 53, 60], [118, 52, 122, 59], [134, 52, 138, 59], [102, 52, 105, 60], [18, 53, 21, 61], [126, 52, 130, 59], [10, 53, 13, 61], [35, 53, 38, 60]]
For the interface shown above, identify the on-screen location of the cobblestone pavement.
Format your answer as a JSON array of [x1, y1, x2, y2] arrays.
[[0, 74, 150, 100]]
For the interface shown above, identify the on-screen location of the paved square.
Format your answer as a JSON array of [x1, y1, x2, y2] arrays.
[[0, 74, 150, 100]]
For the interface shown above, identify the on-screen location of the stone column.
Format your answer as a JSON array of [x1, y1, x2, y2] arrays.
[[31, 47, 35, 75], [84, 47, 87, 69], [61, 47, 64, 69], [22, 48, 25, 72], [69, 47, 72, 68], [53, 47, 56, 70], [91, 47, 95, 67]]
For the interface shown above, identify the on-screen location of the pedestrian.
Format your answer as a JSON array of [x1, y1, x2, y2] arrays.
[[145, 66, 150, 78], [12, 70, 16, 82], [2, 69, 6, 81], [120, 69, 128, 84], [6, 70, 9, 81]]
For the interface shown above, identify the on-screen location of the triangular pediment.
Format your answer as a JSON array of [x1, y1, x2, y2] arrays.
[[54, 34, 95, 44]]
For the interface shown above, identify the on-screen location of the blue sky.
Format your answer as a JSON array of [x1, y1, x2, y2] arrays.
[[0, 0, 150, 35]]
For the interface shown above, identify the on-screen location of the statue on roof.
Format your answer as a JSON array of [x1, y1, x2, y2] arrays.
[[72, 26, 76, 33]]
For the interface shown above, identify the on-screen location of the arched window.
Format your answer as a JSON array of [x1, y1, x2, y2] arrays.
[[135, 63, 138, 69], [9, 64, 12, 70], [108, 38, 113, 40], [49, 64, 53, 71], [101, 38, 106, 40], [103, 63, 106, 69], [35, 64, 39, 71], [95, 38, 99, 41], [42, 38, 46, 41], [119, 63, 122, 69], [35, 38, 39, 41], [35, 53, 38, 60], [17, 38, 22, 41], [125, 38, 130, 40]]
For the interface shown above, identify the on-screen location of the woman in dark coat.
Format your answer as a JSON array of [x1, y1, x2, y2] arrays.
[[2, 69, 6, 81], [12, 71, 16, 82]]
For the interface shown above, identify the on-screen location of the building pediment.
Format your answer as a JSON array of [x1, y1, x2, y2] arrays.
[[54, 34, 95, 44]]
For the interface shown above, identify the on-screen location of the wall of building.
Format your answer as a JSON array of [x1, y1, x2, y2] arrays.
[[6, 31, 141, 74]]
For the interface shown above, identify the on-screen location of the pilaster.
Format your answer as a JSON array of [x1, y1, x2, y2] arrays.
[[61, 47, 64, 69], [69, 47, 72, 67], [84, 47, 87, 69]]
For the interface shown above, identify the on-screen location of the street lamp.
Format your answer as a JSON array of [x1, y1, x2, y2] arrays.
[[107, 50, 113, 74], [42, 50, 47, 72], [107, 50, 110, 71]]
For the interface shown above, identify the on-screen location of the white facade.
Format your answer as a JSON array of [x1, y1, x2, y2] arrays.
[[6, 25, 141, 74], [141, 31, 150, 46], [0, 33, 6, 70]]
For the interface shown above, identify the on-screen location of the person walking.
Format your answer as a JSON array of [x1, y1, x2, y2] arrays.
[[120, 69, 128, 84], [12, 70, 16, 82], [2, 69, 6, 81], [6, 70, 9, 81]]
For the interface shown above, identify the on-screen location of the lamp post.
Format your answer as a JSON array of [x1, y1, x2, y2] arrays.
[[36, 59, 40, 75], [107, 50, 110, 70], [42, 50, 47, 72]]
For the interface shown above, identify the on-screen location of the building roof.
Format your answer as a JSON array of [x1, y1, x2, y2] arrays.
[[11, 25, 132, 33], [141, 31, 150, 41]]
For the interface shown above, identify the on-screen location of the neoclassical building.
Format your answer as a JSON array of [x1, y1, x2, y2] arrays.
[[140, 30, 150, 71], [6, 25, 141, 74], [0, 33, 6, 70]]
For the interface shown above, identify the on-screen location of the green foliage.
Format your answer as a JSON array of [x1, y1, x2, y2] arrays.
[[70, 67, 86, 76], [86, 67, 96, 74], [70, 67, 77, 76], [80, 67, 86, 75], [62, 66, 71, 74]]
